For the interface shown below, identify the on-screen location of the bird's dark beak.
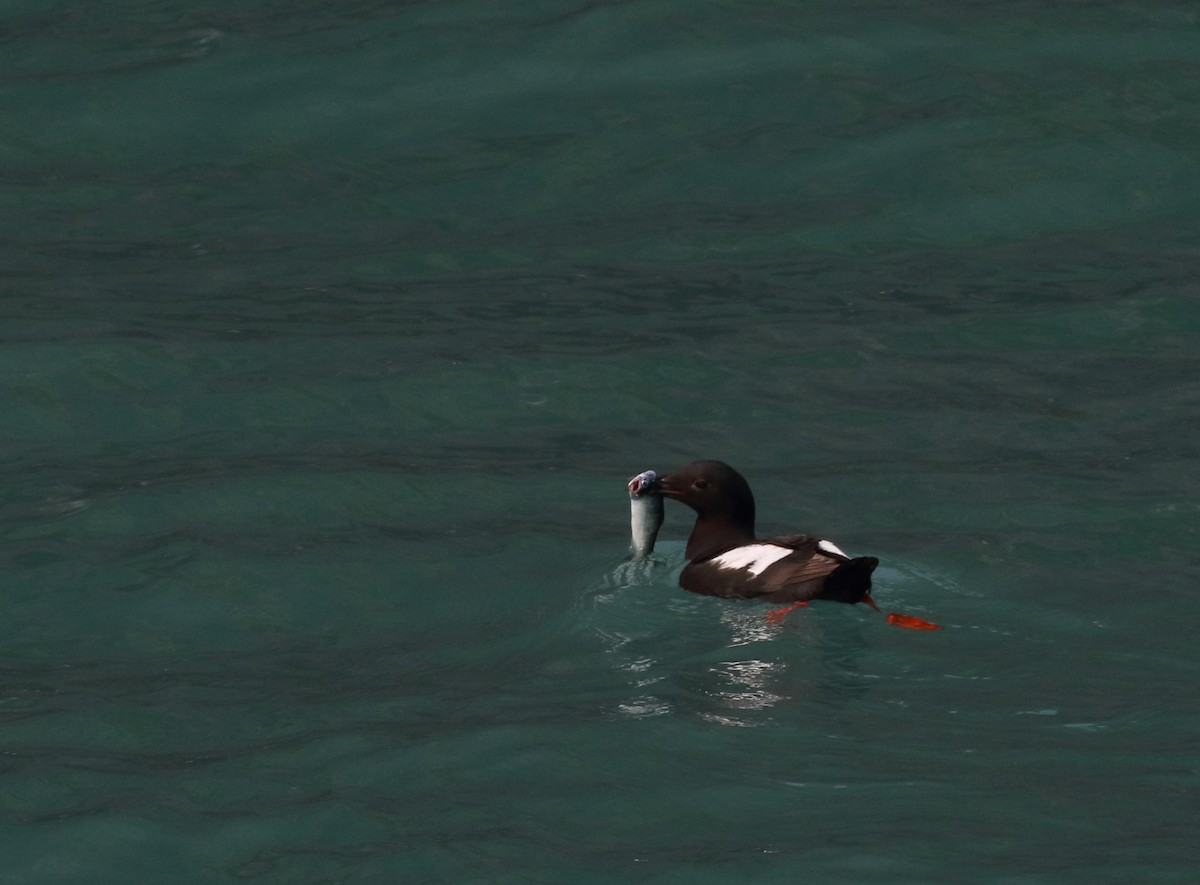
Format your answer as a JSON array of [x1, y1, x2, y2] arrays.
[[657, 475, 681, 498]]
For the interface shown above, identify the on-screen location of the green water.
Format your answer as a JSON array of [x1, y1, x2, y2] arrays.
[[1, 1, 1197, 882]]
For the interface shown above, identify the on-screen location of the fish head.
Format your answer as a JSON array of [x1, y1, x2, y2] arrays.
[[627, 469, 659, 498]]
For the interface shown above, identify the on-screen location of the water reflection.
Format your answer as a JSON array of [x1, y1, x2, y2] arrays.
[[719, 605, 779, 648], [708, 659, 786, 711], [704, 607, 790, 723]]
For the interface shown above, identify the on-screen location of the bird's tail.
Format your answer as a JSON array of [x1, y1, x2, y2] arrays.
[[820, 556, 879, 605]]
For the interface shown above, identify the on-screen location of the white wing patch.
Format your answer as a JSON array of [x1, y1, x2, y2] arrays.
[[816, 539, 849, 559], [711, 544, 793, 576]]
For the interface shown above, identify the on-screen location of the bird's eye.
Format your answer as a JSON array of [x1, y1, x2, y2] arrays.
[[693, 479, 709, 490]]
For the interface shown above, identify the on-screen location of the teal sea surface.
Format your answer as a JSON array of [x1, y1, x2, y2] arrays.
[[2, 1, 1198, 882]]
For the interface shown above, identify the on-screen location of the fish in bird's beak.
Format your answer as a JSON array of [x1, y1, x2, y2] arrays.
[[627, 470, 660, 497], [627, 470, 665, 559]]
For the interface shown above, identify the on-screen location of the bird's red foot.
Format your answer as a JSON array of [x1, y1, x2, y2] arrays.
[[886, 613, 942, 630], [865, 593, 941, 629], [765, 601, 808, 624]]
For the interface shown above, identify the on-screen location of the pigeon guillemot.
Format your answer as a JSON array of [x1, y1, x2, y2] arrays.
[[656, 460, 880, 610]]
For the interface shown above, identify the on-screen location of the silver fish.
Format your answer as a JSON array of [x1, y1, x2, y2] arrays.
[[627, 469, 664, 559]]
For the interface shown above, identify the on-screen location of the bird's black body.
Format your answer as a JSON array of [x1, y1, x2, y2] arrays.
[[657, 460, 878, 606]]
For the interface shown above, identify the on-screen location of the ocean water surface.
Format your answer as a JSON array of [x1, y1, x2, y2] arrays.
[[1, 1, 1197, 882]]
